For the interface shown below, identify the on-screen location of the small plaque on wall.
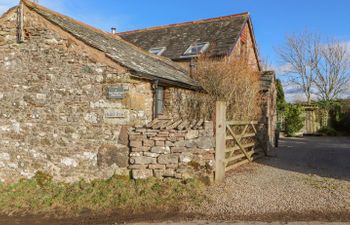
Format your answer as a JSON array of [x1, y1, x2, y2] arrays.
[[104, 109, 126, 118], [107, 86, 125, 99]]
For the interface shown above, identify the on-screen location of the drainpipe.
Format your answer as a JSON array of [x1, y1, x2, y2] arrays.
[[152, 80, 159, 119]]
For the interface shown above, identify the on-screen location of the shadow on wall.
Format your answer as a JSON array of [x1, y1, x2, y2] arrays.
[[257, 136, 350, 181]]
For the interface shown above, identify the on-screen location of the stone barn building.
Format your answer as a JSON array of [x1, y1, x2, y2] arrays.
[[0, 1, 277, 183], [0, 0, 200, 183]]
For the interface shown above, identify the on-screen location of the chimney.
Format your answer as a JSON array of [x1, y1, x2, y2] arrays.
[[111, 27, 117, 34]]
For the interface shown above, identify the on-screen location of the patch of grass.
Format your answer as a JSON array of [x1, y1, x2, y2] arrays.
[[0, 172, 206, 216], [300, 174, 348, 191]]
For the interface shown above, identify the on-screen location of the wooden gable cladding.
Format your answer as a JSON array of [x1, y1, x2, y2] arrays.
[[240, 24, 249, 44]]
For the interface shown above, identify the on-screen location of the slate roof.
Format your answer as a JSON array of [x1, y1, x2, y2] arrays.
[[22, 0, 200, 90], [119, 13, 249, 61]]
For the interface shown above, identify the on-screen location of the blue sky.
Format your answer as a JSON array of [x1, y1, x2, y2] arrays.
[[1, 0, 350, 100]]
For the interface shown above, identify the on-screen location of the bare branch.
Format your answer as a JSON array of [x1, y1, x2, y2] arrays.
[[277, 31, 321, 104], [314, 40, 350, 101]]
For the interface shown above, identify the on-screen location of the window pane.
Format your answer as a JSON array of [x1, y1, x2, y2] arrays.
[[183, 42, 209, 56], [149, 47, 166, 56]]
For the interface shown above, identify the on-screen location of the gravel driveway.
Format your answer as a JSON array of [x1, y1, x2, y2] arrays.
[[190, 136, 350, 221]]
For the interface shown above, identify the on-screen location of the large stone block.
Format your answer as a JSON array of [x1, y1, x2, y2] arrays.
[[143, 152, 159, 158], [155, 140, 165, 146], [165, 141, 175, 147], [150, 146, 170, 154], [118, 126, 130, 145], [132, 169, 153, 179], [174, 140, 186, 147], [148, 164, 166, 169], [130, 156, 156, 165], [97, 144, 129, 168], [158, 154, 179, 164], [171, 147, 188, 153], [128, 165, 147, 169], [130, 140, 142, 148], [131, 147, 150, 152], [195, 137, 215, 149], [143, 139, 155, 147], [174, 139, 195, 148], [61, 157, 78, 167], [185, 130, 199, 139], [180, 152, 193, 163]]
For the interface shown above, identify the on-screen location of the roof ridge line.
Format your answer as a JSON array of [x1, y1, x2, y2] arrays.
[[118, 12, 249, 35]]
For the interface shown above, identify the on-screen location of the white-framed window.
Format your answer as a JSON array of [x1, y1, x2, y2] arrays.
[[149, 47, 166, 56], [182, 42, 210, 57]]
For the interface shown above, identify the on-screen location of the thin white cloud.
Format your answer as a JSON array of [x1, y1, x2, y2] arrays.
[[281, 82, 306, 103], [274, 63, 292, 75]]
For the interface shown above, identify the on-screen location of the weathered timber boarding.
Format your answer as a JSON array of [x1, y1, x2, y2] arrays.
[[0, 1, 199, 183]]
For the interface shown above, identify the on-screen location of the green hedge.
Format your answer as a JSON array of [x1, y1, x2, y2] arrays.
[[285, 104, 304, 136]]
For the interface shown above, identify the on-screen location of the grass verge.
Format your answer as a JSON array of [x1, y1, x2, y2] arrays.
[[0, 172, 205, 216]]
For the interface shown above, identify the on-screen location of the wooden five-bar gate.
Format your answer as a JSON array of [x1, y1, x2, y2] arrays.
[[215, 101, 267, 182]]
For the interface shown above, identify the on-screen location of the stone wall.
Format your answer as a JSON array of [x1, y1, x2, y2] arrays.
[[0, 7, 154, 183], [128, 121, 215, 181], [261, 71, 277, 150]]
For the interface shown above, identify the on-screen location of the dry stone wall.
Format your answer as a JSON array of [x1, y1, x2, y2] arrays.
[[128, 121, 215, 181]]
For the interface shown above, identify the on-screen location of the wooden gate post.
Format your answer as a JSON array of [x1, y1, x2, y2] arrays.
[[215, 101, 226, 183]]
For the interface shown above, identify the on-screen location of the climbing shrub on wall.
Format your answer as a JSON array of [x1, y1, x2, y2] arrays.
[[189, 56, 263, 121]]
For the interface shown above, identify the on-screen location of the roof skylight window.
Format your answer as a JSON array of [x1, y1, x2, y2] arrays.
[[182, 42, 210, 57], [149, 47, 166, 56]]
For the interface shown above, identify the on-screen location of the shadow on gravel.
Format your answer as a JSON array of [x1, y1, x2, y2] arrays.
[[259, 136, 350, 181]]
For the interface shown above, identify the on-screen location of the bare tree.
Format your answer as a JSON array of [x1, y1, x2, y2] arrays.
[[278, 32, 320, 104], [314, 41, 350, 101], [278, 32, 350, 103]]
